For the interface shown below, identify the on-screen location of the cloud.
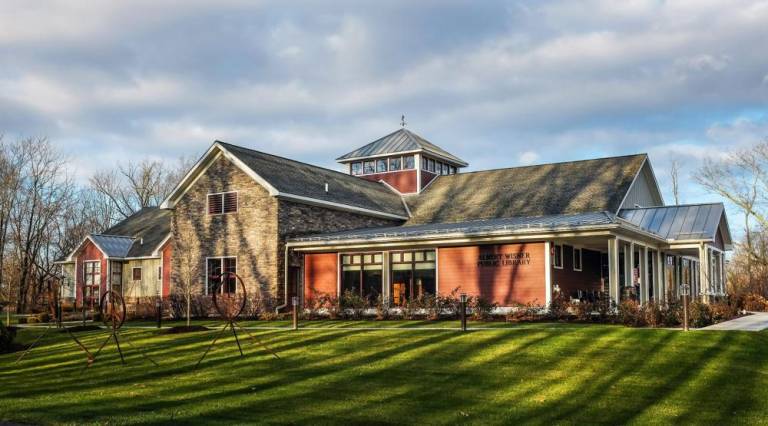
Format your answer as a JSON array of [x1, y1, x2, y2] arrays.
[[0, 0, 765, 208]]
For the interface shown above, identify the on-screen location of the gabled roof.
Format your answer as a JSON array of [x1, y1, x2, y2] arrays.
[[104, 207, 172, 257], [619, 203, 733, 247], [289, 212, 616, 244], [405, 154, 648, 225], [161, 141, 409, 220], [336, 128, 468, 166]]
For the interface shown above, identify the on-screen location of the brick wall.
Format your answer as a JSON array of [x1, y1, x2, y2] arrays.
[[304, 253, 338, 299], [438, 243, 546, 305]]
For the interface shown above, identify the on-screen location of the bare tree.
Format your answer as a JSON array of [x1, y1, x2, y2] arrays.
[[0, 137, 24, 307], [174, 224, 201, 327], [670, 159, 682, 205]]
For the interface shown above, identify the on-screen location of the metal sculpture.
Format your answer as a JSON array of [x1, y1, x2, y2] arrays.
[[85, 290, 158, 369], [196, 271, 280, 368], [15, 279, 95, 365]]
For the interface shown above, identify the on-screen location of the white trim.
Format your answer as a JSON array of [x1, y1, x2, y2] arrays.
[[572, 247, 582, 272], [378, 179, 405, 196], [419, 173, 440, 192], [204, 255, 238, 296], [415, 153, 422, 193], [339, 149, 468, 167], [544, 242, 552, 307], [151, 234, 172, 257], [276, 192, 408, 220]]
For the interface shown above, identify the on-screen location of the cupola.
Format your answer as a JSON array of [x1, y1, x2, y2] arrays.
[[336, 128, 468, 194]]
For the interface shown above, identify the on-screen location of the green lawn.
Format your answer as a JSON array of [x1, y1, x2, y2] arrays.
[[2, 321, 768, 425]]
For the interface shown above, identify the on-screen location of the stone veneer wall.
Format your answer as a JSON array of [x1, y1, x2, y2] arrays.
[[171, 155, 280, 298], [171, 153, 404, 307]]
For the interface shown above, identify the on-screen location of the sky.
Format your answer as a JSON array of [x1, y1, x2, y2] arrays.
[[1, 0, 767, 227]]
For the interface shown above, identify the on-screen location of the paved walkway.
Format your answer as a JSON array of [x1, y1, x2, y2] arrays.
[[701, 312, 768, 331]]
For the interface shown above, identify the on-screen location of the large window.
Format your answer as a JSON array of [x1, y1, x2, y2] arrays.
[[83, 261, 101, 308], [553, 244, 563, 269], [341, 253, 383, 300], [390, 250, 436, 305], [389, 157, 401, 171], [376, 159, 387, 173], [363, 161, 375, 174], [110, 261, 123, 295], [208, 192, 238, 215], [351, 162, 362, 175], [403, 155, 415, 170], [207, 257, 237, 294]]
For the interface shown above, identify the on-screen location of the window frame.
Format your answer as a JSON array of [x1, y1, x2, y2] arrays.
[[132, 267, 142, 281], [389, 157, 402, 171], [553, 244, 564, 269], [340, 252, 383, 298], [351, 162, 363, 175], [207, 191, 238, 215], [389, 249, 437, 304], [205, 256, 237, 295], [403, 155, 415, 170], [573, 247, 583, 272]]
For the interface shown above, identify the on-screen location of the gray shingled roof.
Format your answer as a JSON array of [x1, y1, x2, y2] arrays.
[[619, 203, 729, 242], [336, 129, 468, 166], [103, 207, 171, 257], [90, 235, 135, 257], [218, 142, 409, 218], [405, 154, 647, 225], [289, 212, 616, 243]]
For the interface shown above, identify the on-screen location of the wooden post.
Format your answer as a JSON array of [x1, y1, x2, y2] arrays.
[[608, 238, 620, 305]]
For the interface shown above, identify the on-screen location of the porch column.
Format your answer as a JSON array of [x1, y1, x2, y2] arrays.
[[639, 245, 648, 304], [699, 244, 709, 303], [656, 251, 665, 303], [625, 242, 634, 298], [608, 238, 620, 305], [544, 241, 552, 307], [720, 251, 726, 295]]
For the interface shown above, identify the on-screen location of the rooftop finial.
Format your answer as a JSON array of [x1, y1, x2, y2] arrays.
[[400, 114, 407, 128]]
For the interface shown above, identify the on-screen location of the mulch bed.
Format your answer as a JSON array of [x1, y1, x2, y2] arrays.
[[60, 325, 103, 333], [163, 325, 211, 334]]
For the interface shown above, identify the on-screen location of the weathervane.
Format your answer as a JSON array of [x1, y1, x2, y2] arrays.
[[400, 114, 407, 128]]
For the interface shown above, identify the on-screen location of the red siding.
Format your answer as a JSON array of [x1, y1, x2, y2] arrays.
[[552, 245, 603, 297], [421, 170, 438, 189], [75, 239, 107, 304], [304, 253, 338, 299], [360, 170, 417, 194], [438, 243, 546, 305], [162, 240, 172, 298]]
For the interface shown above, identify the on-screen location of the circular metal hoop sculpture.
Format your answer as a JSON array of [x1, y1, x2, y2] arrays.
[[100, 290, 127, 330], [211, 271, 248, 321]]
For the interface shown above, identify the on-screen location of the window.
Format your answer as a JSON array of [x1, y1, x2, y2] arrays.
[[376, 159, 388, 173], [208, 192, 237, 215], [206, 257, 237, 294], [157, 266, 162, 281], [83, 261, 101, 308], [341, 253, 383, 300], [450, 166, 457, 174], [389, 157, 401, 171], [573, 248, 582, 271], [363, 161, 375, 174], [390, 250, 436, 305], [110, 261, 123, 295], [441, 163, 448, 175], [351, 162, 362, 175], [403, 155, 415, 169], [421, 156, 429, 170], [553, 244, 563, 269], [132, 267, 142, 281], [428, 159, 436, 173]]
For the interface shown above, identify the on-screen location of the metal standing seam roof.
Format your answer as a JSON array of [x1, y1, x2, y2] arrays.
[[336, 128, 468, 166], [288, 211, 617, 243], [89, 234, 135, 257], [618, 203, 727, 242]]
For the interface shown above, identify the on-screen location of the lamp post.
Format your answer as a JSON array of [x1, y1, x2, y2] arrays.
[[292, 296, 299, 331], [156, 295, 162, 329], [460, 293, 468, 332], [681, 284, 690, 332]]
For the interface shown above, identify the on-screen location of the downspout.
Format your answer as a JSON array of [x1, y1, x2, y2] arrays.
[[275, 244, 290, 313]]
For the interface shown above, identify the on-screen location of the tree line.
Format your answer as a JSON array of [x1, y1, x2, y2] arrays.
[[0, 136, 190, 313]]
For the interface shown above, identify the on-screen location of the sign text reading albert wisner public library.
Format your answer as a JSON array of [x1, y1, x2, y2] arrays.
[[477, 252, 532, 268]]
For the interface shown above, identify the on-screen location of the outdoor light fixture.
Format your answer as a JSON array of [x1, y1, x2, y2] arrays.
[[460, 293, 468, 332], [292, 296, 299, 331]]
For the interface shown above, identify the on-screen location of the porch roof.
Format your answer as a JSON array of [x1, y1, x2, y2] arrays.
[[288, 211, 617, 244], [618, 203, 732, 247]]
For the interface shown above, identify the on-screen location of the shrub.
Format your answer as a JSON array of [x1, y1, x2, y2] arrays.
[[642, 301, 664, 328], [506, 301, 545, 322], [617, 300, 645, 327], [688, 300, 714, 328], [547, 291, 572, 321], [710, 298, 740, 322], [593, 297, 617, 324], [741, 294, 768, 312], [316, 293, 341, 319], [661, 300, 682, 327], [371, 294, 389, 320], [401, 296, 423, 320], [468, 296, 497, 322], [340, 290, 368, 320]]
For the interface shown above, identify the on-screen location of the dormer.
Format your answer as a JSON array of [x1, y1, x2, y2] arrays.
[[336, 128, 468, 194]]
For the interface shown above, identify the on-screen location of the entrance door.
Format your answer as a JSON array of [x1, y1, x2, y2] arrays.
[[83, 261, 101, 310]]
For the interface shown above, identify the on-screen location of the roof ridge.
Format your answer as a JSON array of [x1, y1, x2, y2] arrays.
[[621, 202, 724, 210], [91, 233, 135, 239], [216, 140, 397, 191], [432, 153, 648, 177]]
